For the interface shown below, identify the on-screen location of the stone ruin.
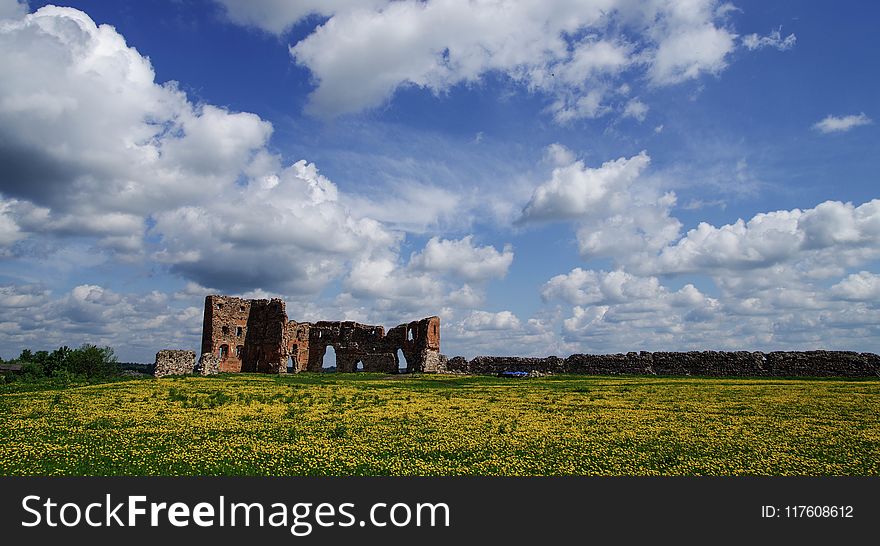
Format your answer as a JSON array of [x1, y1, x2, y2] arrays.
[[153, 350, 196, 378], [200, 295, 441, 375], [151, 294, 880, 378], [154, 349, 220, 377]]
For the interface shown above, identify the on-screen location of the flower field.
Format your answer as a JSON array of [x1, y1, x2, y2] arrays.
[[1, 373, 878, 475]]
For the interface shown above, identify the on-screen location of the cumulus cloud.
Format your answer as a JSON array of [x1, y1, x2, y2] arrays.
[[409, 236, 513, 282], [742, 27, 796, 51], [211, 0, 749, 121], [542, 269, 665, 306], [518, 147, 680, 259], [459, 310, 521, 331], [645, 200, 880, 275], [519, 150, 651, 223], [0, 6, 507, 301], [813, 113, 873, 134], [339, 235, 513, 315], [831, 271, 880, 302], [542, 268, 719, 345], [0, 6, 272, 252]]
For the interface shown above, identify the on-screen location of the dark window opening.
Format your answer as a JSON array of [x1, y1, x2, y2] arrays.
[[236, 326, 243, 336], [219, 344, 229, 359], [235, 345, 243, 358], [239, 305, 245, 312], [221, 326, 229, 335], [217, 303, 223, 310]]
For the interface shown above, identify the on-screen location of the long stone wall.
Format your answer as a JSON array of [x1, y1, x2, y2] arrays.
[[443, 351, 880, 377]]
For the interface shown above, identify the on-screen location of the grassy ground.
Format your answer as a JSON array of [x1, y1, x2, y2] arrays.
[[1, 373, 878, 476]]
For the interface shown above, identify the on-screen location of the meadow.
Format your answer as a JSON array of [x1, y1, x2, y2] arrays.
[[1, 373, 878, 476]]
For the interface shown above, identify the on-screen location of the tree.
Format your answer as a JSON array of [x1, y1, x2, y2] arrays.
[[64, 344, 118, 378]]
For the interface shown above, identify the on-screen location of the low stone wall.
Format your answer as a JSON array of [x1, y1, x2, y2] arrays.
[[443, 351, 880, 378], [197, 353, 220, 376], [153, 350, 197, 377]]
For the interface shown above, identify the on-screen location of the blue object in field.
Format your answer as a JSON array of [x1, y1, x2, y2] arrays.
[[498, 371, 529, 378]]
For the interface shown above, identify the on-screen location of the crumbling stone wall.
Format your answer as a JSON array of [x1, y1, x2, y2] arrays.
[[201, 294, 440, 374], [154, 350, 196, 377], [242, 299, 289, 373], [197, 353, 220, 376], [444, 351, 880, 377]]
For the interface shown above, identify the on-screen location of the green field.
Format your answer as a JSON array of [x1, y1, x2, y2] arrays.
[[1, 373, 878, 475]]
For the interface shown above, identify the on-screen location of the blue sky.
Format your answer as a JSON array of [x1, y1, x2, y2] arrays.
[[0, 0, 877, 362]]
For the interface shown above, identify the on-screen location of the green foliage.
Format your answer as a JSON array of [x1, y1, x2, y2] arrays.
[[20, 362, 46, 381], [4, 343, 120, 387], [64, 344, 118, 378]]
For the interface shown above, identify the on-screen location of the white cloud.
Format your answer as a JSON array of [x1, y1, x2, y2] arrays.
[[223, 0, 748, 121], [0, 6, 272, 250], [646, 200, 880, 275], [519, 148, 681, 258], [0, 6, 442, 297], [213, 0, 388, 35], [742, 28, 796, 51], [152, 159, 403, 294], [622, 98, 649, 121], [649, 23, 735, 85], [831, 271, 880, 302], [459, 310, 521, 331], [0, 198, 23, 247], [0, 283, 205, 361], [340, 181, 462, 234], [813, 113, 873, 134], [519, 150, 651, 222], [409, 236, 513, 282], [542, 268, 664, 305]]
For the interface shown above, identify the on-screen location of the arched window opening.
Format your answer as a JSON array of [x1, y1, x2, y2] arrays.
[[322, 346, 336, 372], [219, 344, 229, 359], [397, 349, 408, 373], [235, 345, 243, 358]]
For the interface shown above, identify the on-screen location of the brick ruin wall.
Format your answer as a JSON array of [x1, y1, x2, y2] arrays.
[[199, 295, 441, 375], [443, 351, 880, 377]]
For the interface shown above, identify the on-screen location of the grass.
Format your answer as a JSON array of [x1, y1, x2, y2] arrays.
[[0, 372, 878, 476]]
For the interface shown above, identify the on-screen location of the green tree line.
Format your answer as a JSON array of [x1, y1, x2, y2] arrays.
[[1, 344, 119, 383]]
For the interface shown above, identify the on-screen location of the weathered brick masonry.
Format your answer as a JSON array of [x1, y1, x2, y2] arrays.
[[200, 295, 441, 374]]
